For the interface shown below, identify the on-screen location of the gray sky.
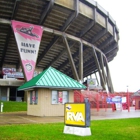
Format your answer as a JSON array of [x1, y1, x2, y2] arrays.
[[96, 0, 140, 92]]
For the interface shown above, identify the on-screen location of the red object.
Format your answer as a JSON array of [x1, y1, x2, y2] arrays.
[[127, 90, 130, 112], [96, 94, 99, 111], [122, 103, 128, 110], [59, 97, 62, 103]]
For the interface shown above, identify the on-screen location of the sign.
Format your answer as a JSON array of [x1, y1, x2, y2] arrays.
[[11, 20, 43, 81], [2, 68, 40, 79], [106, 96, 122, 104], [65, 103, 86, 126], [112, 96, 122, 103], [87, 79, 96, 89], [106, 97, 112, 104]]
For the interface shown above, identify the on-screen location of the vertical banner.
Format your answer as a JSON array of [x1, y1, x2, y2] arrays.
[[11, 20, 43, 81]]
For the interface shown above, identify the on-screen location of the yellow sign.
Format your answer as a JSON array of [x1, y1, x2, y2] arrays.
[[64, 103, 86, 126]]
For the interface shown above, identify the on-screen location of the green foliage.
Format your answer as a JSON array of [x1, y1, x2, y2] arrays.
[[0, 118, 140, 140], [0, 101, 27, 112]]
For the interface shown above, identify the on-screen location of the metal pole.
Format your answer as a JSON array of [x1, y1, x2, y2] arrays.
[[127, 86, 130, 112], [1, 102, 3, 112]]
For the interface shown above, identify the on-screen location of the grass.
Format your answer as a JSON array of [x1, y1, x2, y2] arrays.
[[0, 118, 140, 140], [0, 101, 140, 139], [0, 101, 27, 112]]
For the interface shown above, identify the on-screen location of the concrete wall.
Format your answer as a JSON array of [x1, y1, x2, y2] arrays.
[[27, 88, 74, 116], [0, 87, 7, 101]]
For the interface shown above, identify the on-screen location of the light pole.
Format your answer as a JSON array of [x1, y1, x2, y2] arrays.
[[127, 86, 130, 112]]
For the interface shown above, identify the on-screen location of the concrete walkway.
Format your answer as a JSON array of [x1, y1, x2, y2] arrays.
[[0, 107, 140, 125]]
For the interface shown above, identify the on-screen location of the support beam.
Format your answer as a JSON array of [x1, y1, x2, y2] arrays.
[[16, 60, 21, 70], [99, 36, 114, 50], [60, 0, 79, 31], [79, 41, 83, 81], [0, 19, 117, 81], [69, 60, 96, 78], [95, 72, 99, 86], [92, 46, 106, 90], [84, 67, 98, 78], [11, 0, 21, 68], [37, 0, 79, 65], [91, 17, 108, 44], [1, 18, 111, 58], [0, 27, 12, 67], [63, 35, 79, 81], [104, 58, 114, 93], [7, 87, 10, 101], [60, 46, 88, 76], [44, 41, 76, 69], [79, 8, 97, 37], [100, 53, 106, 84], [39, 0, 54, 25], [79, 20, 95, 37], [11, 0, 21, 19], [37, 36, 58, 64], [106, 50, 118, 62], [104, 42, 118, 54], [0, 0, 20, 68]]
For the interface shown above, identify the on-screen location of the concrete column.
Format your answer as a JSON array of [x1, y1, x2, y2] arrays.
[[0, 87, 1, 100], [79, 41, 83, 82], [7, 87, 10, 101], [63, 35, 79, 81]]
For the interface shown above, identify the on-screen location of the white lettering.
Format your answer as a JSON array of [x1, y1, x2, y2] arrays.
[[67, 112, 85, 122]]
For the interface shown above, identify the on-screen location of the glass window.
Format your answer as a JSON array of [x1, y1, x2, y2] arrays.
[[30, 90, 38, 104], [52, 90, 58, 104], [51, 90, 69, 104], [62, 91, 69, 104]]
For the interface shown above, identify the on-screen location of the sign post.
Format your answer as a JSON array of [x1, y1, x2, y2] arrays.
[[0, 102, 3, 112]]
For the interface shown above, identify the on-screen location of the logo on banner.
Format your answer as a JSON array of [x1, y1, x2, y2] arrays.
[[11, 20, 43, 81], [16, 26, 39, 38], [25, 63, 32, 71]]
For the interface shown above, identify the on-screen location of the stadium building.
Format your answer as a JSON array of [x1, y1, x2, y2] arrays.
[[0, 0, 119, 101]]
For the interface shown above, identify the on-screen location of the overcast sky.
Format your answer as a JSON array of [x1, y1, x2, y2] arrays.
[[96, 0, 140, 92]]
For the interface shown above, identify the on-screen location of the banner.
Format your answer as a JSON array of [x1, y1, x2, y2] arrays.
[[11, 20, 43, 81], [106, 96, 122, 104]]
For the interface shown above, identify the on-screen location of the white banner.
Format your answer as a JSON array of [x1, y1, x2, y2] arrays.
[[11, 20, 43, 81]]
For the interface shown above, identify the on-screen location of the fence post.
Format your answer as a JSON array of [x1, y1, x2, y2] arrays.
[[96, 94, 99, 111]]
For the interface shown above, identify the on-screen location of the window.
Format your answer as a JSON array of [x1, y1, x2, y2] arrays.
[[51, 90, 69, 104], [30, 90, 38, 104]]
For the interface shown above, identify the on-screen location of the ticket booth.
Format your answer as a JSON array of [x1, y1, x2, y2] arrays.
[[18, 67, 86, 116]]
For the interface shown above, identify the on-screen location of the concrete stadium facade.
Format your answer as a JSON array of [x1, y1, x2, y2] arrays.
[[0, 0, 119, 101]]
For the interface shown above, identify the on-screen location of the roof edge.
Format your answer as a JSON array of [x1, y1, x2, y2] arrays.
[[18, 85, 86, 91]]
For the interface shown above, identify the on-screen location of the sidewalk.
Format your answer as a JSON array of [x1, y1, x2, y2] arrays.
[[0, 107, 140, 125], [91, 107, 140, 120]]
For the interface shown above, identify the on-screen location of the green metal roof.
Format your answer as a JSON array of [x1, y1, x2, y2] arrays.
[[18, 67, 86, 91]]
